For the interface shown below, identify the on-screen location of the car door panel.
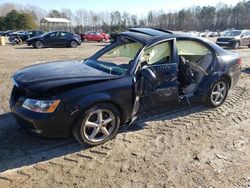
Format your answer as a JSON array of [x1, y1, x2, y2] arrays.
[[140, 63, 178, 110], [132, 38, 179, 115]]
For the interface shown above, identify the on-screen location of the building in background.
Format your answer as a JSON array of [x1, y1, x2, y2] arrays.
[[40, 17, 71, 31]]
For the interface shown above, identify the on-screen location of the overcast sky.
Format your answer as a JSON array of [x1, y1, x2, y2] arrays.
[[0, 0, 242, 14]]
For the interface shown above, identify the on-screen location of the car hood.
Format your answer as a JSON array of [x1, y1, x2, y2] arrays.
[[12, 60, 118, 92]]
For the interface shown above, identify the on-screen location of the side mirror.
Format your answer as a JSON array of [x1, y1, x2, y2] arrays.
[[139, 67, 157, 82], [241, 34, 245, 38]]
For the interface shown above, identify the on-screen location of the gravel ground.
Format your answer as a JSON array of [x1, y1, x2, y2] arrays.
[[0, 41, 250, 188]]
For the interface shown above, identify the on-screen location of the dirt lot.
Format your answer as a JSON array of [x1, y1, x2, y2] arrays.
[[0, 41, 250, 188]]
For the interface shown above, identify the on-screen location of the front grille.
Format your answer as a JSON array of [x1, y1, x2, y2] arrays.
[[217, 38, 231, 42]]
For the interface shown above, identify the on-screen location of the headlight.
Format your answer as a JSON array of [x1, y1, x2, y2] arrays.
[[22, 99, 60, 113]]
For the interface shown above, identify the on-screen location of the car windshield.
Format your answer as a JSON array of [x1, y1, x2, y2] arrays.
[[85, 40, 143, 75], [224, 31, 242, 36]]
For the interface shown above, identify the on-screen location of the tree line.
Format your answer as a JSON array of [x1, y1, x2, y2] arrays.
[[0, 10, 37, 30], [0, 1, 249, 32]]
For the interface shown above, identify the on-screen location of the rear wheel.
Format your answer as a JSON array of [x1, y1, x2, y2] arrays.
[[73, 103, 120, 146], [34, 40, 44, 49], [207, 79, 229, 108], [248, 44, 250, 48], [70, 40, 78, 48]]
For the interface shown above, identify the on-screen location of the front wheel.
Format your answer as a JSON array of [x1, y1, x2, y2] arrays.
[[34, 40, 44, 49], [70, 40, 78, 48], [73, 103, 120, 146], [207, 79, 229, 108]]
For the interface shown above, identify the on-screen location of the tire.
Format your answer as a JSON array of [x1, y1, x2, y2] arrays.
[[72, 103, 120, 146], [248, 45, 250, 48], [70, 40, 78, 48], [34, 40, 44, 49], [206, 79, 229, 108], [234, 41, 240, 49]]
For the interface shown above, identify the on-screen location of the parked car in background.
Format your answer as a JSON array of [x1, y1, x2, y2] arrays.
[[220, 30, 231, 37], [216, 30, 250, 49], [110, 32, 118, 43], [9, 30, 44, 43], [187, 31, 200, 37], [208, 32, 219, 37], [10, 28, 241, 146], [80, 31, 110, 42], [26, 31, 81, 48], [1, 30, 16, 36]]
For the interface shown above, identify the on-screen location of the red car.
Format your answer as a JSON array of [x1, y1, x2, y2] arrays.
[[80, 31, 110, 42]]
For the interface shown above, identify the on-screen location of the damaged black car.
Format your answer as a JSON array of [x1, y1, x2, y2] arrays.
[[10, 28, 242, 146]]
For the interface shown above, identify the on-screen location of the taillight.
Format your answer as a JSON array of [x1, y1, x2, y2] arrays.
[[237, 58, 242, 66]]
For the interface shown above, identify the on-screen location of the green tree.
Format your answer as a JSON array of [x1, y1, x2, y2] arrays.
[[2, 10, 37, 30], [0, 16, 5, 30]]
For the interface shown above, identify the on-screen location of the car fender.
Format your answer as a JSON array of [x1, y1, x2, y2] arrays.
[[78, 92, 112, 108], [77, 92, 125, 118], [70, 92, 128, 125]]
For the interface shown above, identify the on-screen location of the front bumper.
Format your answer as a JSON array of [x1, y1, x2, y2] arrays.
[[10, 97, 74, 138], [216, 41, 236, 47]]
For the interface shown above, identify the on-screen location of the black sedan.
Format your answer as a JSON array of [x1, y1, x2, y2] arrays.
[[9, 30, 44, 43], [26, 31, 81, 48], [10, 28, 241, 146]]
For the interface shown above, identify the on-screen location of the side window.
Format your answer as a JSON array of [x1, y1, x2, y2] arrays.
[[140, 41, 171, 66], [176, 40, 211, 62], [49, 32, 56, 37], [246, 31, 250, 36], [61, 32, 68, 37]]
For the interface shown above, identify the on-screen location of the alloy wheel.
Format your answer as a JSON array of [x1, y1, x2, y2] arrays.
[[71, 41, 77, 48], [210, 81, 227, 106], [81, 109, 116, 143], [35, 41, 44, 49]]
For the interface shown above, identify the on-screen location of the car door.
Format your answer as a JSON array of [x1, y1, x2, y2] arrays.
[[88, 32, 95, 41], [44, 32, 57, 47], [132, 38, 179, 116], [241, 31, 247, 46], [246, 31, 250, 46], [59, 32, 70, 46]]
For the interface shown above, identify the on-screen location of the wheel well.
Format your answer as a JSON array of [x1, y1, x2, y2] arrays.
[[34, 40, 44, 45], [220, 74, 232, 88], [73, 100, 126, 127], [71, 40, 78, 44]]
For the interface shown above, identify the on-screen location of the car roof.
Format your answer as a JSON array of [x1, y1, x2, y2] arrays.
[[120, 28, 206, 45]]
